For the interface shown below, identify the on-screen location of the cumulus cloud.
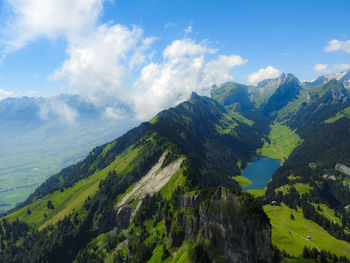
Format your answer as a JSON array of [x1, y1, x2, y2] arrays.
[[1, 0, 103, 57], [314, 64, 328, 73], [325, 39, 350, 53], [131, 39, 247, 120], [163, 39, 216, 59], [0, 89, 16, 100], [2, 1, 248, 122], [202, 55, 248, 87], [313, 63, 350, 73], [248, 66, 282, 84], [51, 24, 155, 103]]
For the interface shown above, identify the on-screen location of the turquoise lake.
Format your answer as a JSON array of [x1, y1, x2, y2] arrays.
[[242, 158, 281, 190]]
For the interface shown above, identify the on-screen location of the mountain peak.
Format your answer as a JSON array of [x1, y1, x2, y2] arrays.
[[324, 71, 350, 81], [190, 91, 200, 100], [257, 73, 299, 89], [210, 82, 254, 112], [261, 73, 302, 116], [304, 70, 350, 89]]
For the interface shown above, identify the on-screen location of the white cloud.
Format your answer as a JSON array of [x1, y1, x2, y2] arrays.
[[335, 64, 350, 70], [0, 89, 16, 100], [163, 39, 216, 59], [2, 1, 247, 122], [103, 106, 127, 120], [202, 55, 247, 86], [164, 22, 176, 30], [129, 36, 158, 69], [314, 64, 328, 73], [131, 39, 247, 120], [51, 24, 154, 104], [184, 25, 192, 34], [38, 100, 77, 124], [1, 0, 103, 56], [313, 63, 350, 73], [325, 39, 350, 53], [248, 66, 282, 84]]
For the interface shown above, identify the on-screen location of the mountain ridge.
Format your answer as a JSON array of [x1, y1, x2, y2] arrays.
[[2, 71, 350, 262]]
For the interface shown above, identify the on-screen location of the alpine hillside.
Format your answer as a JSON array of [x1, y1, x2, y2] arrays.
[[2, 71, 350, 262]]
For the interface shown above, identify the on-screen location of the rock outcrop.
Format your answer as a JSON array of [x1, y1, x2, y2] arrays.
[[335, 163, 350, 177], [171, 187, 273, 263], [115, 152, 185, 228]]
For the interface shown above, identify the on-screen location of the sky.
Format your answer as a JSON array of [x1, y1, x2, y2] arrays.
[[0, 0, 350, 120]]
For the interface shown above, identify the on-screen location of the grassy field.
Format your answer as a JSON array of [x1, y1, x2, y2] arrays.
[[294, 183, 313, 195], [257, 123, 302, 162], [273, 183, 313, 196], [325, 106, 350, 124], [311, 203, 342, 226], [264, 203, 350, 257], [5, 144, 142, 230], [230, 112, 254, 126], [245, 189, 265, 197], [233, 175, 252, 188], [288, 174, 302, 181], [282, 259, 316, 263]]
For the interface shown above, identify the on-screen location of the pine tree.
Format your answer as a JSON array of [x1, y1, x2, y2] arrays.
[[47, 200, 55, 210], [302, 246, 310, 258]]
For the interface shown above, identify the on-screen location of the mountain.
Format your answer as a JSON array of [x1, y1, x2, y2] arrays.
[[304, 71, 350, 89], [249, 74, 285, 107], [261, 73, 302, 116], [0, 95, 137, 211], [2, 71, 350, 262], [211, 82, 255, 112], [0, 92, 274, 262]]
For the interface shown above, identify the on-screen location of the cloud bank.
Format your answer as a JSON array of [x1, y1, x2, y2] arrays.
[[0, 89, 16, 100], [51, 24, 156, 104], [132, 39, 247, 120], [248, 66, 282, 84], [325, 39, 350, 53], [2, 0, 248, 121], [313, 63, 350, 73], [38, 99, 78, 124]]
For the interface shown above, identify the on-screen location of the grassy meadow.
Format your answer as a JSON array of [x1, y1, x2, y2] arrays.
[[264, 203, 350, 257]]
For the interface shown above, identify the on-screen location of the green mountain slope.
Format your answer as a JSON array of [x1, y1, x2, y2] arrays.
[[211, 82, 255, 112], [0, 93, 273, 263], [260, 78, 350, 259], [3, 73, 350, 262]]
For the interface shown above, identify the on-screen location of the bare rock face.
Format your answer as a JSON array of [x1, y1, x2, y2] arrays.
[[172, 187, 273, 263], [116, 205, 132, 229], [331, 88, 348, 103], [114, 152, 185, 229], [335, 163, 350, 177]]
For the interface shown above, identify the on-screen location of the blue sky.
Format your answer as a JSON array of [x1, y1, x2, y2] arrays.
[[0, 0, 349, 119]]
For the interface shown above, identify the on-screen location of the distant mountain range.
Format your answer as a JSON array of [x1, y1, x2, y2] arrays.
[[303, 71, 350, 89]]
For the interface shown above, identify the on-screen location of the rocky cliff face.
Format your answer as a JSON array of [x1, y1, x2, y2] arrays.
[[172, 187, 272, 263], [335, 163, 350, 177], [114, 152, 185, 229]]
